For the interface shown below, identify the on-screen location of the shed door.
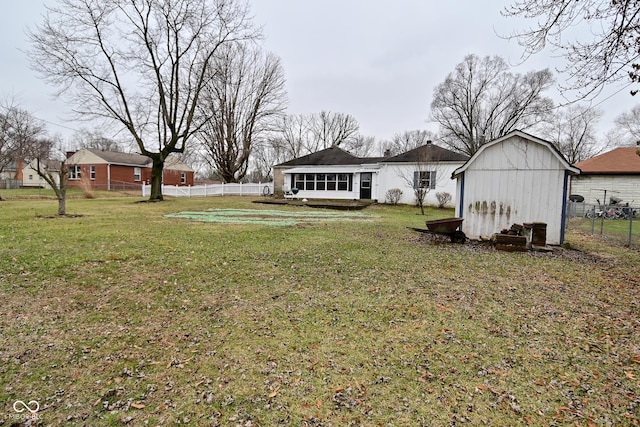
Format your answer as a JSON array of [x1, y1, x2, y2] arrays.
[[359, 173, 372, 199]]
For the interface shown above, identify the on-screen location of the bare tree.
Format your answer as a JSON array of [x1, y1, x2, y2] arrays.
[[613, 105, 640, 146], [262, 111, 362, 163], [28, 0, 258, 200], [197, 43, 286, 183], [382, 130, 437, 156], [0, 103, 48, 199], [0, 104, 47, 172], [342, 134, 376, 158], [430, 54, 554, 156], [33, 155, 68, 215], [539, 104, 603, 163], [272, 114, 310, 161], [307, 111, 360, 152], [71, 129, 124, 152], [395, 144, 445, 215], [502, 0, 640, 98]]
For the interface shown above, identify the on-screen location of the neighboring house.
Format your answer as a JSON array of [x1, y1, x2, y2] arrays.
[[65, 148, 195, 190], [0, 160, 23, 189], [452, 130, 580, 245], [22, 159, 61, 188], [272, 142, 469, 206], [572, 147, 640, 206]]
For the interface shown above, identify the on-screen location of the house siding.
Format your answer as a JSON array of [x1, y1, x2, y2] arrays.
[[377, 162, 461, 206], [66, 149, 194, 190], [571, 175, 640, 206]]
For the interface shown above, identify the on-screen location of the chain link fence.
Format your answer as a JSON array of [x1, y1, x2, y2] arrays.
[[565, 201, 639, 247]]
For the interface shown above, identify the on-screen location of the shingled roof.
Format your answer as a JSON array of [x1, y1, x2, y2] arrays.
[[575, 147, 640, 175], [275, 143, 468, 167], [276, 146, 362, 167], [86, 148, 151, 166], [384, 143, 469, 163]]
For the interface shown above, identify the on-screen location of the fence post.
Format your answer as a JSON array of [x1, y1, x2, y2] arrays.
[[629, 213, 634, 247]]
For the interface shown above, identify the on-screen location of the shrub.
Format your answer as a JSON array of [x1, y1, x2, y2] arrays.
[[78, 173, 95, 199], [385, 188, 403, 205], [436, 191, 452, 208]]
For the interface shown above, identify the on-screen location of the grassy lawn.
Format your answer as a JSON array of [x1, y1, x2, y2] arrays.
[[568, 216, 639, 247], [1, 193, 639, 426]]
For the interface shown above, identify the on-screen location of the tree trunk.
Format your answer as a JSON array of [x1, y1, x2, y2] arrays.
[[149, 156, 165, 201], [57, 194, 66, 215]]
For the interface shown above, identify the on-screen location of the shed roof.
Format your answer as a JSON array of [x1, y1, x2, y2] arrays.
[[574, 147, 640, 175], [452, 130, 580, 178]]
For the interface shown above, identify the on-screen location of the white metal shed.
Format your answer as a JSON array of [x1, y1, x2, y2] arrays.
[[452, 130, 580, 245]]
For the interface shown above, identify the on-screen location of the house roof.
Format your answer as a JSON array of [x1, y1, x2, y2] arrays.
[[574, 147, 640, 175], [69, 148, 194, 172], [26, 159, 61, 171], [452, 130, 580, 178], [85, 149, 151, 166], [384, 143, 469, 163], [275, 146, 362, 167], [274, 143, 467, 169]]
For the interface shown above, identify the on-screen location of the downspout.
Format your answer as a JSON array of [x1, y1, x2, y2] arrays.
[[457, 172, 465, 219], [560, 170, 570, 244], [107, 164, 111, 191]]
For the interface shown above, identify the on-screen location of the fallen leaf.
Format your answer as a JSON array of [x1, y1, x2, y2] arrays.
[[268, 387, 280, 398], [625, 371, 636, 380], [131, 403, 145, 409]]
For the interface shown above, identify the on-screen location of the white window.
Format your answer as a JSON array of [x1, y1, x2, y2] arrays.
[[69, 165, 81, 180], [181, 172, 186, 184], [414, 171, 436, 189], [134, 167, 141, 181], [90, 165, 96, 180], [292, 173, 352, 191]]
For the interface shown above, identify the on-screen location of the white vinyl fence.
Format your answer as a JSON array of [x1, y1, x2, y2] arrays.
[[142, 182, 274, 198]]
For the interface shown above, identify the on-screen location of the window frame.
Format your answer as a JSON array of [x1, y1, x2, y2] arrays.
[[68, 165, 81, 180]]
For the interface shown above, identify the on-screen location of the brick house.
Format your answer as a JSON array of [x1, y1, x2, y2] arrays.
[[65, 148, 194, 191]]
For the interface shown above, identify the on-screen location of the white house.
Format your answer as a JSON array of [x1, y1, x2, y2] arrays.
[[452, 130, 580, 245], [272, 143, 469, 206], [22, 159, 61, 188]]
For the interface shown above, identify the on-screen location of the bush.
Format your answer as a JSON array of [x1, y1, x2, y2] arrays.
[[436, 192, 452, 208], [385, 188, 403, 205], [79, 174, 95, 199]]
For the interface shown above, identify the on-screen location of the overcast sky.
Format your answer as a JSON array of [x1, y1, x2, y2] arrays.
[[2, 1, 638, 148]]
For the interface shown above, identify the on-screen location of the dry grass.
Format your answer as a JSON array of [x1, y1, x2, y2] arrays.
[[0, 196, 639, 426]]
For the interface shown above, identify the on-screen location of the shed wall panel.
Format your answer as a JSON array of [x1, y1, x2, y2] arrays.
[[461, 164, 567, 244]]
